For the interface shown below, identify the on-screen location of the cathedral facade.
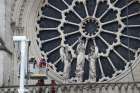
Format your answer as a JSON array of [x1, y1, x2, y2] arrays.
[[0, 0, 140, 86]]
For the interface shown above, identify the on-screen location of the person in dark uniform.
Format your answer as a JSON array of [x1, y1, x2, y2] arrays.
[[36, 79, 45, 93]]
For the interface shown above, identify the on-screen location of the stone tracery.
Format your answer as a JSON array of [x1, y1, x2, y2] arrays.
[[36, 0, 140, 82]]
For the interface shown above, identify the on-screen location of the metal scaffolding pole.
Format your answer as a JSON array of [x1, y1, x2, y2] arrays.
[[13, 36, 29, 93]]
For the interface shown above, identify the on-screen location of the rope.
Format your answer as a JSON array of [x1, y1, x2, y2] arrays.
[[126, 0, 135, 82]]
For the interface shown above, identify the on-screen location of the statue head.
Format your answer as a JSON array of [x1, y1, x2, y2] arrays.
[[65, 45, 69, 49], [78, 38, 84, 45], [90, 46, 95, 52]]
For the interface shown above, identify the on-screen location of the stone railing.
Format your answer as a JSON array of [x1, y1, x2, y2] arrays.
[[0, 82, 140, 93]]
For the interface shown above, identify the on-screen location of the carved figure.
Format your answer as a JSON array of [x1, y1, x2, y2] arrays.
[[77, 0, 86, 3], [76, 39, 86, 82], [88, 45, 98, 81], [60, 45, 74, 79]]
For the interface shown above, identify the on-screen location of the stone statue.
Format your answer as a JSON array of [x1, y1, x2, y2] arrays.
[[88, 45, 98, 82], [77, 0, 86, 3], [76, 39, 86, 82], [60, 45, 74, 80]]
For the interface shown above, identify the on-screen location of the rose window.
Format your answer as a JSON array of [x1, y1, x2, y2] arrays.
[[36, 0, 140, 82]]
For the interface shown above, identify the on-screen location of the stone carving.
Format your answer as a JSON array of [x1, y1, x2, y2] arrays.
[[0, 38, 12, 55], [77, 0, 86, 3], [76, 39, 86, 82], [60, 44, 75, 80], [88, 45, 98, 82], [36, 0, 140, 82]]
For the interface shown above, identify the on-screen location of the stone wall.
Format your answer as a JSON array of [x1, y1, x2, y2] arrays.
[[0, 0, 139, 86], [0, 0, 15, 86]]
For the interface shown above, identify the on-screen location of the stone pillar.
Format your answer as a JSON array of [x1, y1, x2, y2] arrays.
[[0, 0, 14, 86]]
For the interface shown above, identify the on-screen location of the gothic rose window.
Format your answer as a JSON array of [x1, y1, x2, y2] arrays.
[[36, 0, 140, 82]]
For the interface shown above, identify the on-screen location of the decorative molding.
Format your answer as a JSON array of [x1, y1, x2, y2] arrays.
[[0, 38, 12, 55], [11, 0, 27, 28], [10, 0, 140, 83]]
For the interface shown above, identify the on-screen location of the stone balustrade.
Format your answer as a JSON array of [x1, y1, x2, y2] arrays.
[[0, 82, 140, 93]]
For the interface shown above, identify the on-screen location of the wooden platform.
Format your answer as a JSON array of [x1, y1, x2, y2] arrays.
[[30, 73, 47, 79]]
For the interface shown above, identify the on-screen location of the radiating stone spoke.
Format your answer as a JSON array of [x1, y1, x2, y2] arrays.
[[62, 0, 69, 7], [107, 57, 117, 71], [113, 49, 128, 63], [121, 12, 140, 20], [42, 36, 61, 43], [121, 0, 136, 10], [98, 58, 105, 77], [101, 29, 117, 35], [85, 38, 89, 48], [63, 0, 83, 20], [120, 43, 136, 53], [98, 7, 110, 20], [98, 35, 110, 47], [101, 19, 118, 25], [65, 30, 80, 37], [65, 21, 80, 26], [83, 3, 89, 17], [54, 57, 61, 65], [92, 38, 97, 46], [47, 46, 61, 55], [98, 0, 118, 20], [72, 39, 79, 47], [39, 27, 58, 31], [41, 15, 61, 22], [72, 36, 83, 49], [112, 0, 119, 5], [121, 34, 140, 41], [126, 25, 140, 28], [48, 2, 62, 12], [72, 9, 84, 20], [92, 1, 99, 17]]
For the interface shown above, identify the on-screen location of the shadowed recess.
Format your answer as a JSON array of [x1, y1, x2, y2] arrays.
[[37, 30, 60, 40], [56, 61, 64, 72], [41, 5, 62, 19], [100, 57, 115, 78], [109, 50, 126, 71], [37, 17, 61, 28], [85, 39, 94, 55], [65, 33, 81, 46], [96, 59, 102, 81], [122, 27, 140, 38], [61, 23, 79, 34], [48, 0, 68, 10], [86, 0, 96, 16], [120, 36, 140, 50], [100, 9, 117, 23], [95, 37, 108, 54], [102, 22, 119, 32], [65, 11, 81, 24], [74, 2, 87, 18], [121, 1, 140, 17], [122, 15, 140, 25], [114, 46, 135, 62], [47, 49, 60, 63], [100, 32, 117, 45], [115, 0, 132, 8], [41, 38, 61, 52], [83, 59, 90, 81], [95, 1, 109, 18]]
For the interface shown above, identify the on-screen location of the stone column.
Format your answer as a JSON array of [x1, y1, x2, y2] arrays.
[[0, 0, 14, 86]]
